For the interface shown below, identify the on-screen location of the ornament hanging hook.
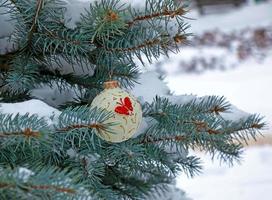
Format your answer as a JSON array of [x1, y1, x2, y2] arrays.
[[109, 70, 113, 81]]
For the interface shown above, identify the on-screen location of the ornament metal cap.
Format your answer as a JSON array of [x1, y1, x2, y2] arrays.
[[103, 80, 119, 89]]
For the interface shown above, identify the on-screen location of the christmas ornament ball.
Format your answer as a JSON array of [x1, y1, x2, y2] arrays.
[[91, 81, 142, 143]]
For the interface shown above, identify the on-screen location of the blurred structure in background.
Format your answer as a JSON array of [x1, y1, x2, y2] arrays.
[[155, 0, 272, 75], [180, 0, 269, 15], [195, 0, 246, 15]]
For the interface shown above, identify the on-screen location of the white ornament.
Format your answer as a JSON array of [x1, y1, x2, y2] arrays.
[[91, 81, 142, 143]]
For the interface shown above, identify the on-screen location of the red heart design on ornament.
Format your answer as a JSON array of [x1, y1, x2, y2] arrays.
[[114, 97, 133, 116]]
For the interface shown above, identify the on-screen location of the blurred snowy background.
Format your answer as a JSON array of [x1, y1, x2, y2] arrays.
[[155, 1, 272, 199], [152, 0, 272, 133]]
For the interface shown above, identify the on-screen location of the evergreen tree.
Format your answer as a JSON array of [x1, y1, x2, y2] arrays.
[[0, 0, 264, 199]]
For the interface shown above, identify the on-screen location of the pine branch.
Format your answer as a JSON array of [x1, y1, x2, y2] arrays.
[[37, 60, 139, 93], [0, 113, 48, 140], [104, 37, 167, 52], [0, 167, 87, 199], [39, 30, 86, 46], [56, 106, 114, 131], [9, 0, 44, 51], [176, 156, 202, 177], [67, 156, 105, 186], [58, 123, 107, 133], [141, 135, 185, 144], [140, 96, 264, 166], [54, 106, 117, 150], [0, 90, 31, 103], [25, 0, 43, 49], [8, 0, 23, 14], [139, 117, 264, 146], [4, 58, 40, 94], [0, 128, 40, 138], [35, 28, 94, 66], [0, 182, 76, 194], [127, 7, 186, 27], [0, 50, 19, 72]]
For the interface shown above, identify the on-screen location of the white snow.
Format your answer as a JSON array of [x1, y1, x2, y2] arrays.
[[31, 84, 78, 108], [65, 0, 89, 28], [166, 57, 272, 132], [0, 5, 15, 37], [177, 146, 272, 200], [0, 99, 61, 124], [0, 4, 16, 54], [0, 37, 16, 54], [150, 183, 191, 200], [132, 71, 170, 103]]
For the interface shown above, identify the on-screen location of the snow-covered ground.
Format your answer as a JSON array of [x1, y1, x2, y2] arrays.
[[177, 146, 272, 200], [169, 2, 272, 200]]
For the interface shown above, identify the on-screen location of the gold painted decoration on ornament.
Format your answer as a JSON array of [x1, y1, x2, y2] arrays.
[[91, 81, 142, 143]]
